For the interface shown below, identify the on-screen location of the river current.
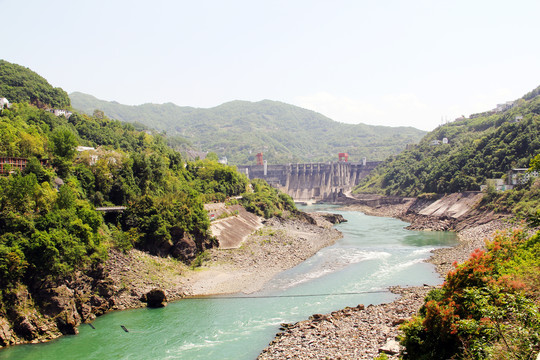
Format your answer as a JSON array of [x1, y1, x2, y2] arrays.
[[0, 205, 457, 360]]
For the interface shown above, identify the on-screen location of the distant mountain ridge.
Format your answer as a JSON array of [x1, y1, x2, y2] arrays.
[[70, 92, 426, 164]]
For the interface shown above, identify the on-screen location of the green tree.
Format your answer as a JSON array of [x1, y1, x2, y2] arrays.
[[206, 152, 219, 162], [51, 126, 78, 160], [51, 126, 78, 177], [529, 153, 540, 172]]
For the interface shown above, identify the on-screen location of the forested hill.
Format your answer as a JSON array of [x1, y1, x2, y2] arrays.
[[0, 62, 301, 344], [70, 92, 426, 164], [355, 85, 540, 196], [0, 60, 70, 108]]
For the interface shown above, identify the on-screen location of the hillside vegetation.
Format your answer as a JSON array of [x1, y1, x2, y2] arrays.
[[355, 86, 540, 197], [0, 60, 70, 108], [401, 228, 540, 360], [0, 62, 297, 344], [70, 92, 426, 164], [360, 85, 540, 359]]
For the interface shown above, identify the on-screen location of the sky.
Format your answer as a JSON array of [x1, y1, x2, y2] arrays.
[[2, 0, 540, 131]]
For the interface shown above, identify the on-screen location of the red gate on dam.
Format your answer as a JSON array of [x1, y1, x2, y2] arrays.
[[236, 161, 381, 202]]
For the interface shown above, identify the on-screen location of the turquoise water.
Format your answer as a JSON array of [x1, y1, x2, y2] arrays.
[[0, 207, 457, 360]]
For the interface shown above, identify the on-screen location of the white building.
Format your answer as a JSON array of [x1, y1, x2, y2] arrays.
[[48, 108, 73, 118], [0, 97, 10, 109], [77, 146, 98, 165], [494, 101, 515, 113], [54, 109, 72, 118]]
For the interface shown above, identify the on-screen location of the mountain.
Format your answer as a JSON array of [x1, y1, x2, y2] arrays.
[[70, 92, 426, 164], [355, 85, 540, 196], [0, 60, 70, 108]]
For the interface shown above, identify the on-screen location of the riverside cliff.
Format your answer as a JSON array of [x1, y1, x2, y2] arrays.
[[0, 209, 343, 348]]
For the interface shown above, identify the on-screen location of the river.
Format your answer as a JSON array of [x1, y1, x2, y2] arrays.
[[0, 206, 457, 359]]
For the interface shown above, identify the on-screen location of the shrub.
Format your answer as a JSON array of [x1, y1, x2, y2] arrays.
[[401, 229, 540, 360]]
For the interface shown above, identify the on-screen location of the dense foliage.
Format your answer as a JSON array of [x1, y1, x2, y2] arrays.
[[355, 87, 540, 196], [0, 59, 298, 291], [0, 98, 295, 298], [239, 178, 297, 218], [479, 177, 540, 222], [0, 175, 105, 286], [70, 92, 426, 164], [401, 229, 540, 359], [0, 60, 70, 108]]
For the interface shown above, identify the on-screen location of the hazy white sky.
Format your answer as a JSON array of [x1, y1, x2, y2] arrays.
[[3, 0, 539, 130]]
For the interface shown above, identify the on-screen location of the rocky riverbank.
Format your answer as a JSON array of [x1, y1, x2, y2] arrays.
[[258, 195, 519, 359], [179, 212, 343, 296], [104, 211, 343, 306], [0, 211, 342, 348], [259, 286, 432, 360]]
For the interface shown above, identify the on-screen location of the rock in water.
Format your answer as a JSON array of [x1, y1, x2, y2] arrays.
[[320, 213, 347, 224], [145, 289, 167, 308]]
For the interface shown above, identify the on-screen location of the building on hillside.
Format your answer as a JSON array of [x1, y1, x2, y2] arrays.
[[480, 178, 513, 192], [514, 115, 524, 122], [0, 97, 10, 109], [494, 101, 515, 113], [508, 168, 539, 186], [77, 146, 98, 165], [186, 150, 207, 161], [218, 157, 228, 165], [0, 157, 49, 174], [77, 146, 96, 152], [430, 138, 450, 146], [48, 109, 73, 118], [76, 146, 122, 167]]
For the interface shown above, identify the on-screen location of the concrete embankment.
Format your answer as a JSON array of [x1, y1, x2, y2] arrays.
[[339, 192, 509, 232], [204, 203, 263, 249]]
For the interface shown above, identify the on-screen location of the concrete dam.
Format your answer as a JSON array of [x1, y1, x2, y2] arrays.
[[237, 161, 381, 202]]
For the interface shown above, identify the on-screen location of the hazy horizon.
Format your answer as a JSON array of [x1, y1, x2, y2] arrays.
[[3, 0, 540, 131]]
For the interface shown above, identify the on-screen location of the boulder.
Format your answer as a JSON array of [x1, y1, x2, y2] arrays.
[[379, 339, 401, 355], [171, 234, 197, 261], [144, 289, 167, 308], [320, 213, 347, 224], [309, 314, 328, 322], [391, 318, 408, 326]]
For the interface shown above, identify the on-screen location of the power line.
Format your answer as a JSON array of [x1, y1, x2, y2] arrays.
[[186, 290, 389, 300]]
